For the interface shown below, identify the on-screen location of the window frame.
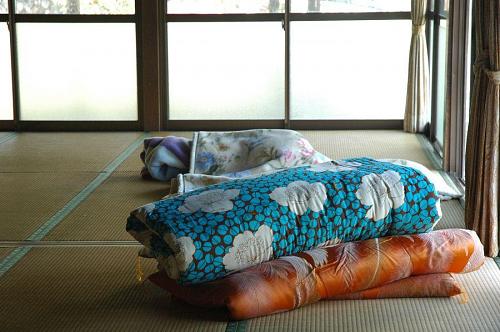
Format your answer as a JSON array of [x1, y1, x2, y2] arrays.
[[163, 0, 411, 131], [0, 0, 143, 131], [427, 0, 448, 156], [426, 0, 472, 184], [0, 1, 14, 128], [0, 1, 417, 132]]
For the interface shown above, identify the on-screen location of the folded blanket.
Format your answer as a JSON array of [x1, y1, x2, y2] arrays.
[[148, 229, 483, 319], [140, 136, 191, 181], [140, 129, 330, 182], [127, 158, 442, 284]]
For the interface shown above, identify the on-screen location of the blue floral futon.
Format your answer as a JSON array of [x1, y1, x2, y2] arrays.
[[127, 158, 442, 285]]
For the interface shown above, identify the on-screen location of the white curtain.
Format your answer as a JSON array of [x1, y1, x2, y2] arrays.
[[404, 0, 430, 133]]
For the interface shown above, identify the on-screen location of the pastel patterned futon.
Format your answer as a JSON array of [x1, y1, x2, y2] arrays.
[[127, 158, 442, 285]]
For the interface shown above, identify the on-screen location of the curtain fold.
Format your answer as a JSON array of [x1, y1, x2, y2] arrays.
[[404, 0, 430, 133], [443, 1, 454, 172], [465, 0, 500, 257]]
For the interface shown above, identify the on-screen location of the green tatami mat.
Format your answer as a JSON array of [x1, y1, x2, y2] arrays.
[[302, 130, 434, 169], [0, 247, 228, 332], [436, 200, 465, 230], [45, 173, 170, 241], [0, 173, 96, 241], [0, 132, 142, 173], [245, 259, 500, 332]]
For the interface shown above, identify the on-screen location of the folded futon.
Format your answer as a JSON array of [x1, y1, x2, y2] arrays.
[[127, 157, 442, 285], [147, 228, 484, 319]]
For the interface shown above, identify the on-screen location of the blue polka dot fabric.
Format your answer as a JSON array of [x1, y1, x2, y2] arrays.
[[127, 158, 441, 285]]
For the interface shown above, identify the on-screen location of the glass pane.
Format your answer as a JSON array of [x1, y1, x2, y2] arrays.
[[440, 0, 449, 14], [291, 0, 410, 13], [0, 0, 7, 13], [17, 23, 137, 121], [0, 23, 13, 120], [15, 0, 134, 14], [435, 18, 448, 146], [429, 0, 435, 12], [168, 22, 284, 120], [167, 0, 285, 14], [290, 20, 411, 120]]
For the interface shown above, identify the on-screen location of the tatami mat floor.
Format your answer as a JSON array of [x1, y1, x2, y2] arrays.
[[0, 130, 498, 331]]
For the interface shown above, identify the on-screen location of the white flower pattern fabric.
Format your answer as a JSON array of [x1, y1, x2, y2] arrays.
[[356, 170, 405, 221], [270, 181, 327, 216], [163, 233, 196, 279], [178, 188, 240, 214], [223, 225, 274, 271]]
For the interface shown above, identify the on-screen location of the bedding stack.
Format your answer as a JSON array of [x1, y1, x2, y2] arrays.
[[127, 130, 484, 319]]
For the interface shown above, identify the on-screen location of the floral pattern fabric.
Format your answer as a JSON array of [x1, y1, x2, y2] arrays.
[[190, 129, 330, 176], [127, 158, 442, 285]]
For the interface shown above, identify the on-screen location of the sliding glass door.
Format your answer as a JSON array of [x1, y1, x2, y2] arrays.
[[164, 0, 412, 130], [165, 0, 286, 128], [0, 0, 141, 130]]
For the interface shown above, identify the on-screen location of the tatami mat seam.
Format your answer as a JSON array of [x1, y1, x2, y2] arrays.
[[0, 133, 148, 278], [225, 320, 248, 332], [0, 132, 16, 145]]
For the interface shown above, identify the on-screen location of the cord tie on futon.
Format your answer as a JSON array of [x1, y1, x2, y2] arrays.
[[135, 254, 145, 284]]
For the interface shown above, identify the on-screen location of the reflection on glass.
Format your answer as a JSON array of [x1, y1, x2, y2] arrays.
[[0, 23, 13, 120], [167, 0, 285, 13], [290, 20, 410, 120], [291, 0, 410, 13], [435, 18, 447, 146], [17, 23, 137, 121], [168, 22, 284, 120], [0, 0, 7, 13], [15, 0, 134, 14]]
